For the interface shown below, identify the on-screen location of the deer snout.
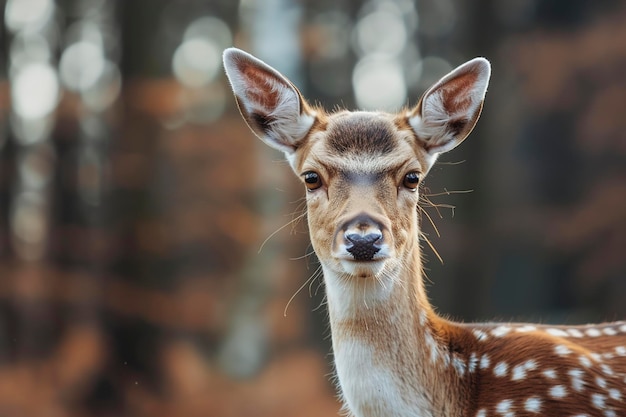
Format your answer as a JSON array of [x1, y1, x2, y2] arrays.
[[345, 233, 382, 261], [341, 214, 386, 261]]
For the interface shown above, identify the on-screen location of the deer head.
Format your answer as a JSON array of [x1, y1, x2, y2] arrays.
[[223, 48, 490, 286]]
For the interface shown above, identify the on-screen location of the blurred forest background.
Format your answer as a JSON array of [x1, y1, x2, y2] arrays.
[[0, 0, 625, 416]]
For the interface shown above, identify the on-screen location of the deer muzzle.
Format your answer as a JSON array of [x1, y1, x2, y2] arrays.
[[339, 213, 388, 262]]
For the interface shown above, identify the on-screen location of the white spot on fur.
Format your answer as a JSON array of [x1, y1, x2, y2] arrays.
[[473, 329, 488, 341], [555, 344, 572, 356], [616, 346, 626, 356], [542, 368, 557, 379], [600, 364, 614, 376], [524, 396, 542, 413], [580, 355, 592, 368], [586, 328, 602, 337], [619, 324, 626, 333], [480, 354, 491, 370], [515, 325, 537, 333], [511, 360, 537, 381], [468, 352, 479, 373], [608, 388, 621, 401], [546, 328, 569, 337], [453, 355, 467, 375], [491, 325, 512, 337], [475, 409, 486, 417], [568, 369, 585, 392], [549, 385, 567, 398], [596, 376, 607, 388], [591, 393, 606, 409], [567, 328, 584, 338], [603, 327, 617, 336], [496, 399, 512, 414], [494, 361, 508, 377], [511, 365, 526, 381]]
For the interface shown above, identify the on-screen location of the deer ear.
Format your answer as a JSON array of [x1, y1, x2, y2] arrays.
[[408, 58, 491, 156], [223, 48, 316, 155]]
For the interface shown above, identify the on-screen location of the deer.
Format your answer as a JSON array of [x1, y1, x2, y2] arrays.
[[222, 47, 626, 417]]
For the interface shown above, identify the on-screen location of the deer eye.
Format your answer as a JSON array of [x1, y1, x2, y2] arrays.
[[403, 172, 420, 190], [303, 171, 322, 191]]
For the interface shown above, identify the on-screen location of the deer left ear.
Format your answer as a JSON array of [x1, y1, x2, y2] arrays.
[[223, 48, 317, 156], [408, 58, 491, 156]]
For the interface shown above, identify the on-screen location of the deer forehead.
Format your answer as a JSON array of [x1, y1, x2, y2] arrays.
[[298, 111, 426, 177], [325, 111, 400, 155]]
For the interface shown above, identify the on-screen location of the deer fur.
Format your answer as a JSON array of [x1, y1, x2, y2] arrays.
[[223, 47, 626, 417]]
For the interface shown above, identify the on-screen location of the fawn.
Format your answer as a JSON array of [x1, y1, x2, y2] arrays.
[[222, 48, 626, 417]]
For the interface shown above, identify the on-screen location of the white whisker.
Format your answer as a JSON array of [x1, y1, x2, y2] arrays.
[[258, 211, 307, 254], [284, 266, 319, 317]]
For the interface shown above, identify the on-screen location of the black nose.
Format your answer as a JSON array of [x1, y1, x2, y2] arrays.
[[345, 232, 382, 261]]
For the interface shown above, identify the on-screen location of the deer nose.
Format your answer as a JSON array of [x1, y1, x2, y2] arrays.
[[345, 233, 382, 261], [342, 214, 384, 261]]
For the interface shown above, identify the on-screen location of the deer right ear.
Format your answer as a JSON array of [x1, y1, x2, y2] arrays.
[[408, 58, 491, 157], [223, 48, 317, 155]]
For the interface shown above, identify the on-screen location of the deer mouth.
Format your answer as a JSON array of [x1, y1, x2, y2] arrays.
[[336, 253, 389, 278], [339, 258, 383, 276]]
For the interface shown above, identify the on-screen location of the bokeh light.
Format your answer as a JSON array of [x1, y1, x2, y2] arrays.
[[350, 0, 417, 111], [9, 32, 52, 67], [11, 62, 60, 120], [82, 61, 121, 112], [173, 37, 221, 88], [4, 0, 54, 33], [353, 3, 407, 57], [173, 16, 232, 88], [184, 16, 232, 50], [353, 56, 406, 111], [10, 191, 49, 261], [9, 112, 54, 145], [60, 40, 107, 92]]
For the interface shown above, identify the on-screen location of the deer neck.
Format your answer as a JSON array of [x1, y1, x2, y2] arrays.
[[322, 243, 463, 417], [323, 246, 429, 325]]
